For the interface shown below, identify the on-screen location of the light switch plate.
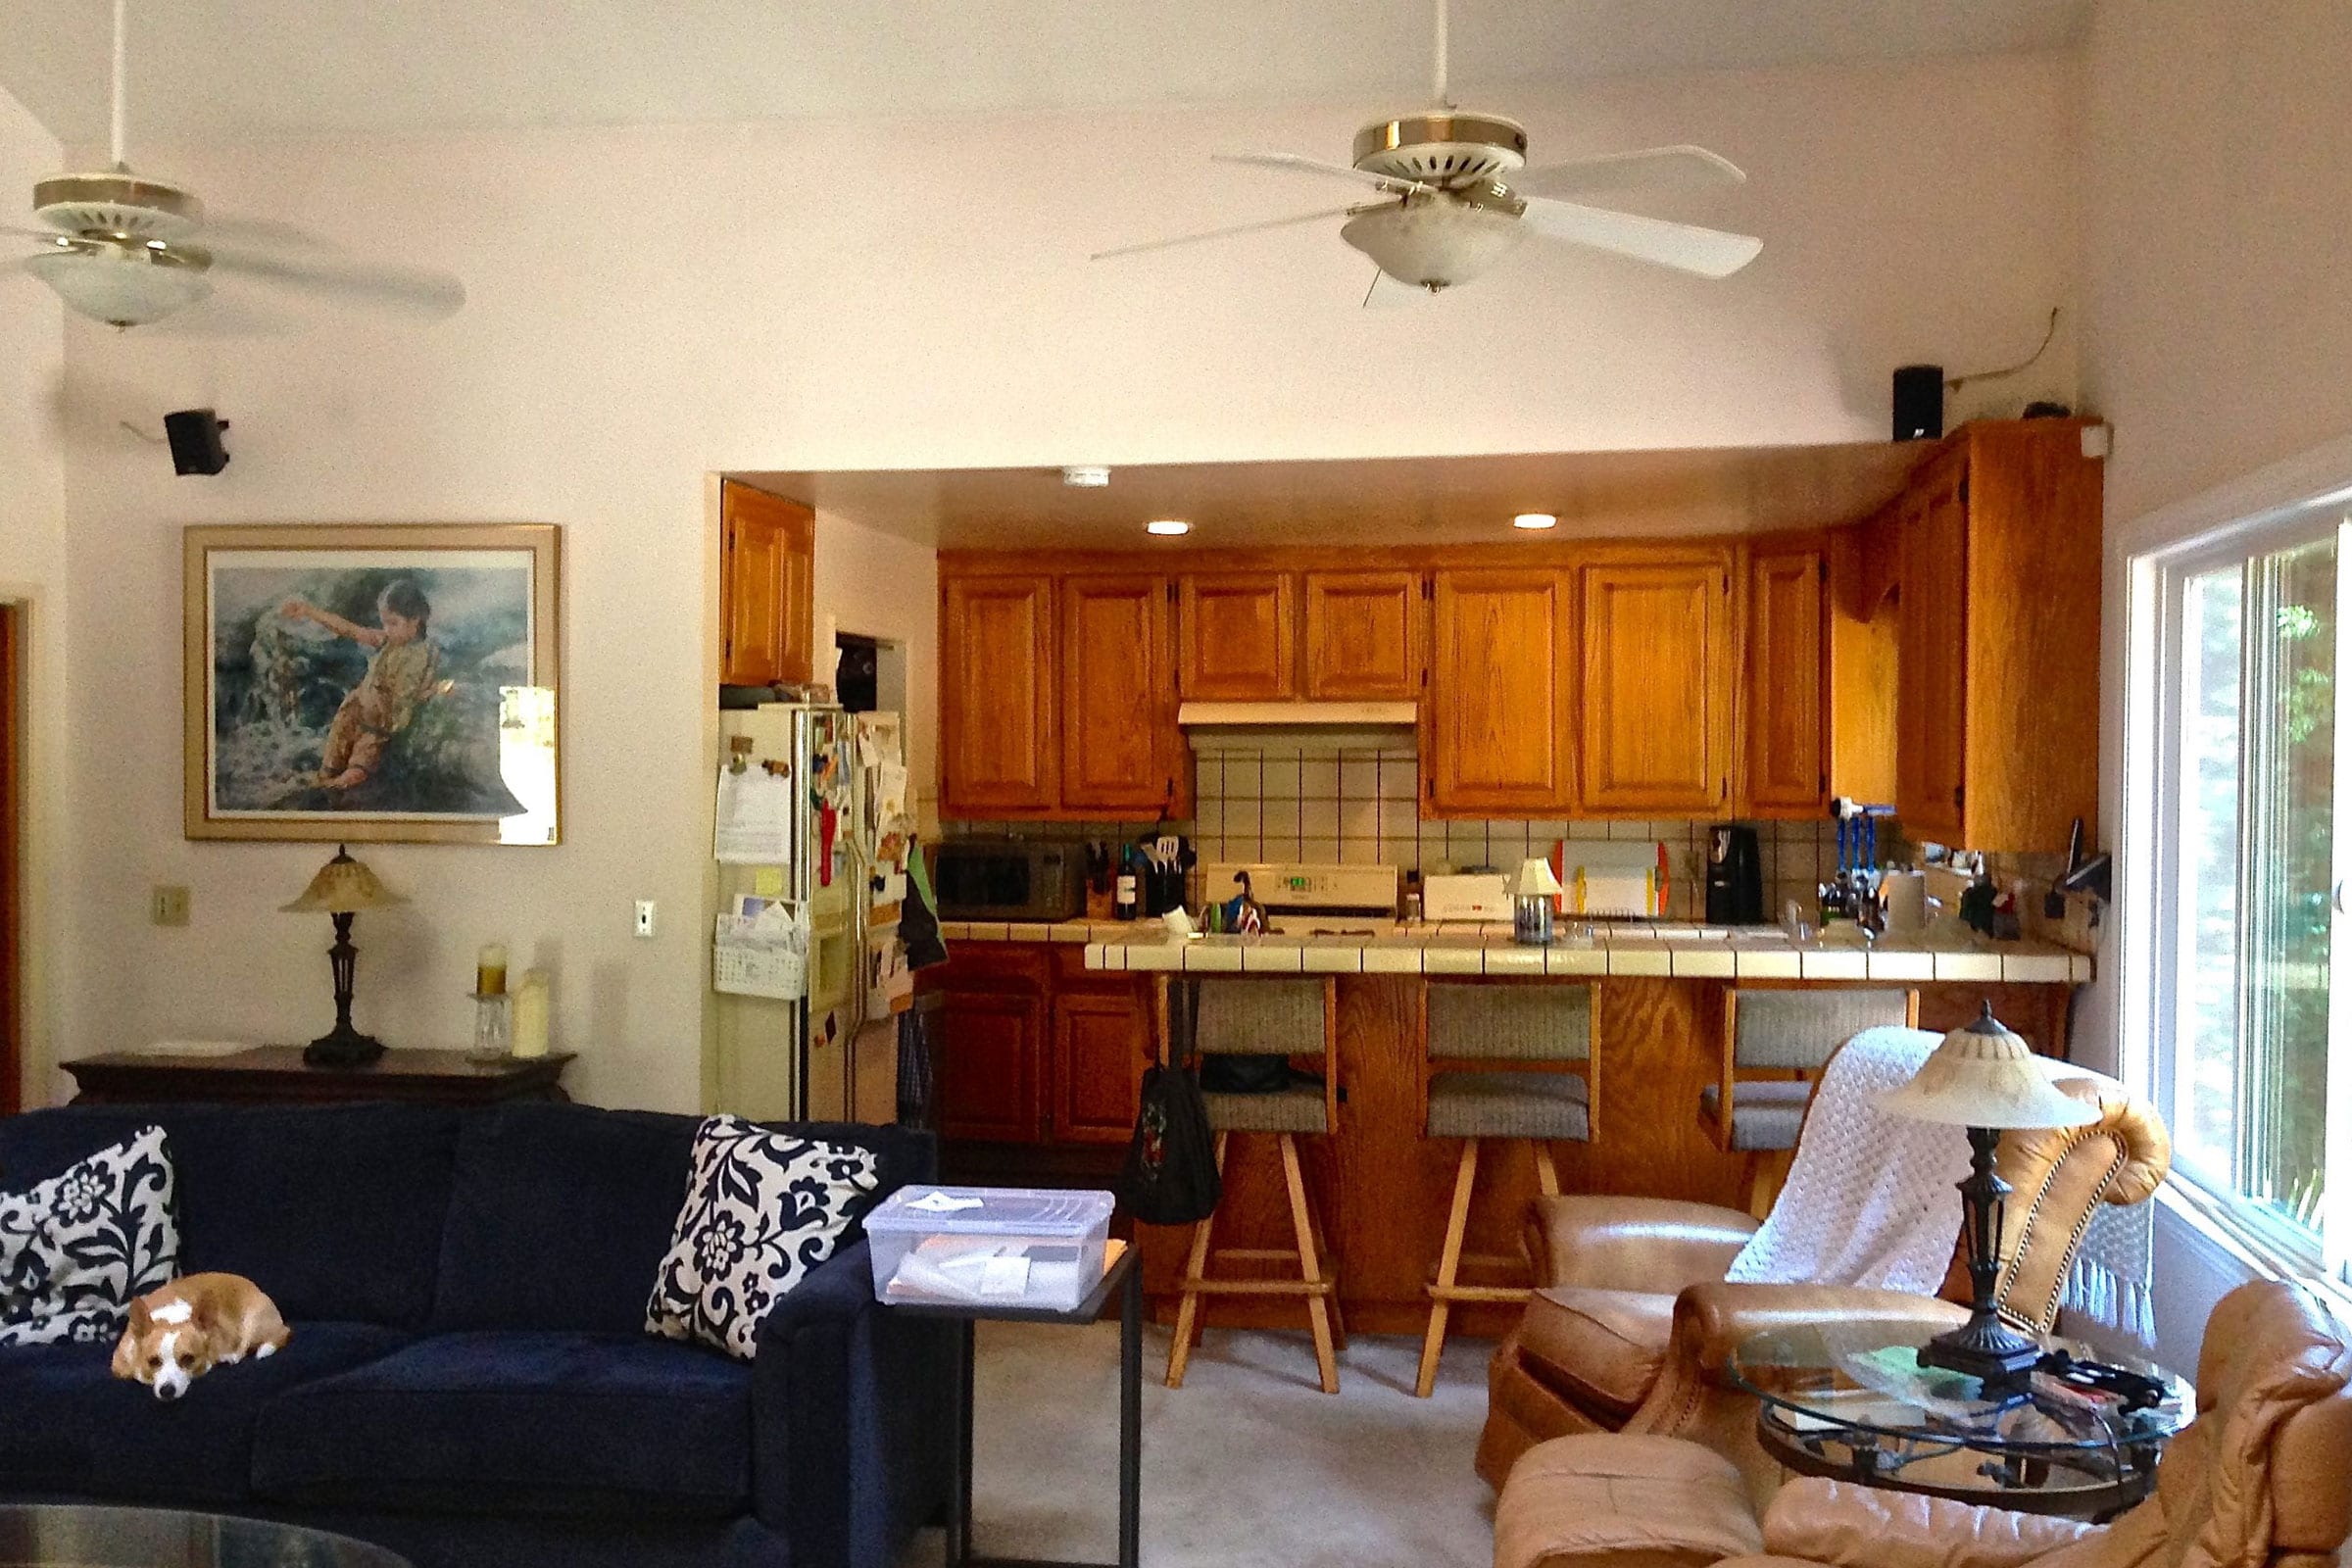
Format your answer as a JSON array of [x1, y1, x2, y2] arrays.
[[151, 885, 190, 927], [634, 899, 657, 939]]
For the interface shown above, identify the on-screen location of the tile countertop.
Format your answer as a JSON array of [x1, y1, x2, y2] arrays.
[[935, 919, 2092, 985]]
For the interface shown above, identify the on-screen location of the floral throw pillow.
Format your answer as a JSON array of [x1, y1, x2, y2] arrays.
[[0, 1125, 179, 1348], [646, 1116, 879, 1360]]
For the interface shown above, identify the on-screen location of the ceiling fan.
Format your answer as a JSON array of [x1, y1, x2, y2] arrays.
[[1093, 0, 1763, 299], [6, 0, 464, 329]]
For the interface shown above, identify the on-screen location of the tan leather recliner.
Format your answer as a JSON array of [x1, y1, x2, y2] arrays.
[[1711, 1279, 2352, 1568], [1477, 1063, 2172, 1496]]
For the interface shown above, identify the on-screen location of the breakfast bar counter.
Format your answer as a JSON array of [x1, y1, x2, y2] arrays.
[[933, 919, 2091, 1338]]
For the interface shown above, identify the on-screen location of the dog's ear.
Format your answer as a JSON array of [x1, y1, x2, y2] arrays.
[[110, 1326, 136, 1379], [128, 1296, 152, 1332]]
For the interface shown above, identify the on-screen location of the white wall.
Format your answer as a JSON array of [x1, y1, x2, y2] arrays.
[[0, 83, 68, 1107], [2079, 0, 2352, 1369], [48, 51, 2079, 1111]]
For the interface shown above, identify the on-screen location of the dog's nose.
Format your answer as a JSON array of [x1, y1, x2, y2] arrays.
[[156, 1384, 180, 1401]]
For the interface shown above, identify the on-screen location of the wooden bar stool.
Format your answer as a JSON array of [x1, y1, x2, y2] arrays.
[[1701, 986, 1918, 1217], [1415, 981, 1596, 1398], [1159, 975, 1345, 1395]]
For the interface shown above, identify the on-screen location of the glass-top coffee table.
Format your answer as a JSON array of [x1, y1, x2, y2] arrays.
[[1728, 1318, 2191, 1519], [0, 1505, 409, 1567]]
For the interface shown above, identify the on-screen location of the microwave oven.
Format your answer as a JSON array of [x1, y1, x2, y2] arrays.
[[931, 841, 1086, 921]]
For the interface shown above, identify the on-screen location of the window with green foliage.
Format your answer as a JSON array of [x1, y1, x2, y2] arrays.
[[2153, 506, 2352, 1282]]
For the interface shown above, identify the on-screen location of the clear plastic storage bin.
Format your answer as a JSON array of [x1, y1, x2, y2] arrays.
[[864, 1185, 1115, 1311]]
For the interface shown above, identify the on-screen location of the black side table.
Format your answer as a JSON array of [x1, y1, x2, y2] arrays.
[[888, 1244, 1142, 1568]]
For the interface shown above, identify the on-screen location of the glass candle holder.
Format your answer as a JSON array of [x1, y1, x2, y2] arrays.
[[468, 991, 513, 1063]]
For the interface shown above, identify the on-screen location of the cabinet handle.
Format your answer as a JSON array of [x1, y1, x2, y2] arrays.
[[1953, 785, 1965, 810]]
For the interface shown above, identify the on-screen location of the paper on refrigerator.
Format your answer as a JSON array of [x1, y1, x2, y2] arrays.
[[713, 764, 794, 864]]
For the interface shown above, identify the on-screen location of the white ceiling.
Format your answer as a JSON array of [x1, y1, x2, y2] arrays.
[[0, 1, 2090, 144]]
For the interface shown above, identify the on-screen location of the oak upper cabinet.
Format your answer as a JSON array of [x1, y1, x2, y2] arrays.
[[1303, 569, 1424, 700], [1059, 573, 1183, 816], [1743, 536, 1832, 817], [719, 482, 815, 687], [1425, 567, 1574, 815], [1579, 549, 1735, 815], [940, 574, 1056, 817], [1178, 572, 1296, 700], [1895, 421, 2104, 851], [1896, 452, 1971, 842]]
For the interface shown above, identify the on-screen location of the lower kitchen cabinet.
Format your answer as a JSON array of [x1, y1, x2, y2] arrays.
[[936, 944, 1152, 1149]]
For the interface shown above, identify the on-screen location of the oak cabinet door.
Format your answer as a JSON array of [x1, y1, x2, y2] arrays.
[[1744, 542, 1831, 816], [1896, 456, 1971, 841], [938, 989, 1047, 1143], [719, 482, 812, 686], [1060, 574, 1181, 814], [1179, 573, 1296, 700], [1053, 986, 1152, 1145], [940, 575, 1057, 816], [1579, 554, 1735, 815], [1303, 570, 1423, 700], [1426, 568, 1574, 815]]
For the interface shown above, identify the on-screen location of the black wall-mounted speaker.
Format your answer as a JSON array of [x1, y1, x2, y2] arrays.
[[164, 408, 230, 475], [1891, 366, 1943, 442]]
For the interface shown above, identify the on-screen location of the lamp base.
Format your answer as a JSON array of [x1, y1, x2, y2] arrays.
[[1918, 1310, 2045, 1388], [303, 1026, 385, 1070]]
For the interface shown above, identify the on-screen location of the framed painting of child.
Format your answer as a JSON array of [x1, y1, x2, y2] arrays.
[[183, 524, 562, 845]]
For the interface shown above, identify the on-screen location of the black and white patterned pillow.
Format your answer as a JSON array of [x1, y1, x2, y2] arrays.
[[646, 1116, 879, 1360], [0, 1125, 179, 1348]]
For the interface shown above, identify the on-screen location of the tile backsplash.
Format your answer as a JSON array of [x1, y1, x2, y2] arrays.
[[950, 744, 1850, 924]]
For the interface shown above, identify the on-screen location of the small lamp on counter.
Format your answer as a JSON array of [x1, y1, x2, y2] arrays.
[[1514, 857, 1564, 946], [1878, 1004, 2101, 1386], [281, 845, 405, 1069]]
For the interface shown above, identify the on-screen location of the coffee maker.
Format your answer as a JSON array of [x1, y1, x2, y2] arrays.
[[1705, 824, 1764, 924]]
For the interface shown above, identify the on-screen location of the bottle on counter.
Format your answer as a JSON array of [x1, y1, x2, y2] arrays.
[[1114, 846, 1140, 921]]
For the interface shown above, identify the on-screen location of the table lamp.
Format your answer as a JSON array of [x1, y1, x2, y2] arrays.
[[1880, 1003, 2101, 1385], [281, 844, 405, 1068]]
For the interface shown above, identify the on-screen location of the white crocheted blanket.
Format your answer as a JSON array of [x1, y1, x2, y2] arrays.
[[1726, 1026, 1972, 1292]]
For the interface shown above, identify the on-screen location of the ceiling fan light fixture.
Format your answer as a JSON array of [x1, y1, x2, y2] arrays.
[[1341, 201, 1526, 290], [1512, 513, 1558, 530], [1146, 519, 1191, 536], [26, 240, 211, 326]]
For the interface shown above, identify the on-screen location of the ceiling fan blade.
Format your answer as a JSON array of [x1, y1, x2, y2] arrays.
[[1213, 152, 1429, 197], [1511, 145, 1746, 202], [1092, 205, 1363, 262], [202, 243, 465, 319], [1518, 197, 1762, 278]]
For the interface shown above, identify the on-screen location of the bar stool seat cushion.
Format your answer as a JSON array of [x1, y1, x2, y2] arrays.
[[1516, 1287, 1676, 1417], [1427, 1072, 1590, 1141], [1494, 1434, 1763, 1568], [1697, 1081, 1813, 1152], [1202, 1086, 1328, 1135]]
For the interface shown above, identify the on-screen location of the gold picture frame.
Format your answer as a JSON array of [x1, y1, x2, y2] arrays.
[[184, 523, 562, 845]]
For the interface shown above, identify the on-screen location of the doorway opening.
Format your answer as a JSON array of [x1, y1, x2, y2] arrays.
[[1, 604, 22, 1115]]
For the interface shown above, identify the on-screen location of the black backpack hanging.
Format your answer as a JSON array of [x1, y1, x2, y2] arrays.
[[1120, 979, 1222, 1226]]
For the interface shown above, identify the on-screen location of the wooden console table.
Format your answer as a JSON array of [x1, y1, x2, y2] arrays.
[[62, 1047, 575, 1106]]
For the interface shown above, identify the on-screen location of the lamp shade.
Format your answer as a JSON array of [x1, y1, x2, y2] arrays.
[[26, 243, 212, 327], [1517, 858, 1564, 899], [280, 845, 405, 914], [1879, 1003, 2101, 1130]]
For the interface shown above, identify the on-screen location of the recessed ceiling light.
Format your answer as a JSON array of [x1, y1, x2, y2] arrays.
[[1146, 519, 1191, 536], [1061, 466, 1111, 487], [1512, 513, 1558, 531]]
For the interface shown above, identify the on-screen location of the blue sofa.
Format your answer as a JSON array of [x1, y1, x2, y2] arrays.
[[0, 1101, 955, 1568]]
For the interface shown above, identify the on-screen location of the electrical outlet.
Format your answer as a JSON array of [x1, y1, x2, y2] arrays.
[[151, 885, 190, 927], [634, 900, 657, 939]]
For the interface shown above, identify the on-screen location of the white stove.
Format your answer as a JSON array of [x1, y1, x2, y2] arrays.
[[1199, 861, 1401, 935]]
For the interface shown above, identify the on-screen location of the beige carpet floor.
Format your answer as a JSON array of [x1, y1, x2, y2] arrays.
[[900, 1320, 1499, 1567]]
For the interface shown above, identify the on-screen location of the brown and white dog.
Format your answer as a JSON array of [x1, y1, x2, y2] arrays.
[[111, 1274, 291, 1401]]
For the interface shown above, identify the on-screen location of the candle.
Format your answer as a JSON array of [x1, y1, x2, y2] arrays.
[[511, 970, 551, 1058], [476, 944, 508, 997]]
